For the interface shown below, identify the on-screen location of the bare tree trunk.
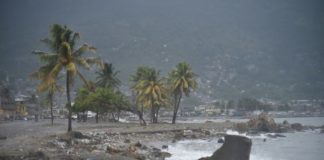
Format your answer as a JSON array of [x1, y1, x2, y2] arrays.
[[66, 72, 72, 132], [172, 93, 182, 124]]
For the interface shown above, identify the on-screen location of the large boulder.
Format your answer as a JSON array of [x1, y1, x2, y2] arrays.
[[247, 113, 277, 132], [199, 135, 252, 160]]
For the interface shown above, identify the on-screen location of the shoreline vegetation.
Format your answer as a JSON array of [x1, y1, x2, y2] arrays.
[[1, 116, 323, 160]]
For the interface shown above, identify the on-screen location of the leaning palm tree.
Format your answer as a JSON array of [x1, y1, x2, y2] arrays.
[[169, 62, 197, 124], [33, 24, 100, 132], [96, 62, 121, 90], [134, 68, 167, 123]]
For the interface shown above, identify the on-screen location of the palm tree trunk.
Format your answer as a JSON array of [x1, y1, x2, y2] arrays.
[[83, 110, 87, 122], [136, 106, 146, 126], [172, 93, 182, 124], [66, 71, 72, 132], [155, 105, 160, 123], [150, 105, 154, 123], [50, 93, 54, 125]]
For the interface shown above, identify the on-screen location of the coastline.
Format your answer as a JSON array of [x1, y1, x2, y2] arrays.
[[1, 116, 323, 160], [0, 119, 234, 159]]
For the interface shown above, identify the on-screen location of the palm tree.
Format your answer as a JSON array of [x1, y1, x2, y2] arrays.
[[129, 66, 154, 125], [169, 62, 197, 124], [133, 67, 167, 123], [96, 62, 121, 89], [33, 24, 100, 132]]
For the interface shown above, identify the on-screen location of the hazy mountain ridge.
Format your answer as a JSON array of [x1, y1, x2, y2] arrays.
[[0, 0, 323, 100]]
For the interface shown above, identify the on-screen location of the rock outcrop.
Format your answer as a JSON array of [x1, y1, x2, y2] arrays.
[[247, 113, 277, 132], [199, 135, 252, 160]]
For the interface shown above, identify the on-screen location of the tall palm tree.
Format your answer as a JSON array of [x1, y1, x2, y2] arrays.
[[169, 62, 197, 124], [133, 67, 167, 123], [33, 24, 100, 132], [96, 62, 121, 89]]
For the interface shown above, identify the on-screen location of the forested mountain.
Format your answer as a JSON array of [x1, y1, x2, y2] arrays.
[[0, 0, 323, 100]]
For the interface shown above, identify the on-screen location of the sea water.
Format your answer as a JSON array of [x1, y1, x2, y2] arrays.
[[166, 117, 324, 160]]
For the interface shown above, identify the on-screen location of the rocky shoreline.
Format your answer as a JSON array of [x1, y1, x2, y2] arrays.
[[0, 117, 323, 160]]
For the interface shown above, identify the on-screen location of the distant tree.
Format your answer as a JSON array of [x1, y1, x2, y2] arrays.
[[132, 66, 168, 123], [32, 24, 100, 132], [73, 87, 91, 122], [96, 62, 121, 90], [237, 98, 268, 111], [168, 62, 197, 124], [0, 84, 12, 102]]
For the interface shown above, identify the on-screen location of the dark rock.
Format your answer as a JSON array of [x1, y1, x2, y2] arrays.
[[0, 135, 7, 140], [199, 135, 252, 160], [291, 123, 303, 131], [153, 151, 172, 158], [283, 120, 289, 125], [106, 146, 123, 154], [152, 147, 161, 152], [217, 138, 224, 143], [134, 141, 142, 148], [68, 131, 90, 139], [124, 139, 131, 143], [320, 129, 324, 133], [204, 130, 211, 135], [162, 145, 168, 149]]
